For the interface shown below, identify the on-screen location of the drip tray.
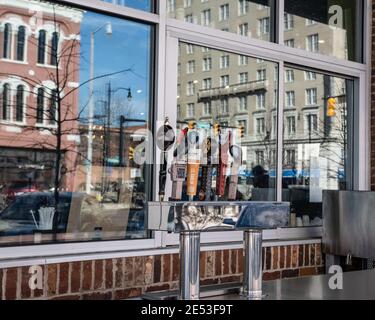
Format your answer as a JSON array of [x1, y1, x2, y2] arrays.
[[142, 283, 242, 300]]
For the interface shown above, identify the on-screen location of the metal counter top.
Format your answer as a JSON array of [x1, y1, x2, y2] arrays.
[[205, 269, 375, 300]]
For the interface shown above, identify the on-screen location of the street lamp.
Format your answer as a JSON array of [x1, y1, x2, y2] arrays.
[[86, 21, 112, 195], [104, 85, 132, 164]]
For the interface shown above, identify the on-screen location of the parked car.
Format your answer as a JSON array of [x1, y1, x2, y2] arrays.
[[2, 181, 39, 203], [0, 192, 147, 238], [0, 192, 73, 236]]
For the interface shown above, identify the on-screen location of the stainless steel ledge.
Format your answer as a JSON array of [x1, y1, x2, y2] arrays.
[[0, 227, 322, 269]]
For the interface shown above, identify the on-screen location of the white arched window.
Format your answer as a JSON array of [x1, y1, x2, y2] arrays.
[[36, 87, 44, 124], [3, 23, 12, 59], [50, 31, 59, 66], [38, 29, 46, 64], [49, 88, 58, 124], [1, 83, 11, 120], [15, 84, 24, 122], [16, 25, 26, 61]]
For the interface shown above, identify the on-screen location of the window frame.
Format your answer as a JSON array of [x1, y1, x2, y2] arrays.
[[0, 0, 370, 262]]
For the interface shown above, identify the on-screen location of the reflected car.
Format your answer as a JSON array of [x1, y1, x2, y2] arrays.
[[0, 192, 73, 236], [0, 192, 147, 238], [3, 181, 39, 203]]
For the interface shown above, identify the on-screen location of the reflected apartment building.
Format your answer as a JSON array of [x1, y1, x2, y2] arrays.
[[0, 0, 83, 192], [172, 1, 348, 193]]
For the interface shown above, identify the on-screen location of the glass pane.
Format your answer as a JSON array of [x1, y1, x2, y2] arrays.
[[0, 0, 153, 245], [176, 42, 278, 202], [282, 67, 353, 228], [284, 0, 363, 62], [168, 0, 274, 42], [100, 0, 155, 12]]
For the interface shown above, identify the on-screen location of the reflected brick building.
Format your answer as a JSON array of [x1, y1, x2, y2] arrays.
[[0, 0, 83, 191]]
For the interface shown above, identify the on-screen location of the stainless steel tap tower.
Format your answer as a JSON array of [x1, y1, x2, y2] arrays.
[[180, 231, 201, 300], [242, 230, 263, 299], [146, 201, 289, 300]]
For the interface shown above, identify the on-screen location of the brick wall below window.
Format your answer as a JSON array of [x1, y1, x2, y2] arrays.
[[0, 243, 324, 300]]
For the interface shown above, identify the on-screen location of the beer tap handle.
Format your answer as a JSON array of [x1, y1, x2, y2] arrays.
[[156, 118, 175, 202]]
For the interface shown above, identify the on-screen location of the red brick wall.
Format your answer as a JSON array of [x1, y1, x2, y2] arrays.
[[0, 243, 324, 300]]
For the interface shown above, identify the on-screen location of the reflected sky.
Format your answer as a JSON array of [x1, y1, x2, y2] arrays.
[[100, 0, 154, 12], [79, 11, 152, 125]]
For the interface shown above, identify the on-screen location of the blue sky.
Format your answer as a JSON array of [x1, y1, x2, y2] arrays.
[[78, 11, 152, 125], [100, 0, 153, 12]]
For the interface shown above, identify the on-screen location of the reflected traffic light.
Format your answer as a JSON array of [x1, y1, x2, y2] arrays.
[[327, 97, 337, 117], [239, 126, 245, 138], [213, 123, 220, 136], [129, 146, 135, 161]]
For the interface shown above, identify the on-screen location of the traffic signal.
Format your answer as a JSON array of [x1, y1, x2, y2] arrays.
[[239, 126, 245, 138], [129, 147, 135, 161], [327, 97, 337, 117], [213, 123, 220, 135], [188, 121, 195, 130]]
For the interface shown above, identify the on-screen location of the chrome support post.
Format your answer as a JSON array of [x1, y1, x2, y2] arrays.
[[242, 229, 263, 300], [179, 231, 201, 300]]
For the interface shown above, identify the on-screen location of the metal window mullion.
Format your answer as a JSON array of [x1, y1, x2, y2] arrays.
[[56, 0, 159, 24], [166, 22, 366, 76], [162, 35, 179, 203], [356, 72, 369, 190], [276, 0, 284, 45], [154, 0, 167, 203], [276, 61, 285, 202], [155, 1, 167, 251]]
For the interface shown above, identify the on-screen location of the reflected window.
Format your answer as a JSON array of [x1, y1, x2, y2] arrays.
[[36, 88, 44, 124], [3, 23, 11, 59], [16, 85, 24, 122], [306, 34, 319, 53], [169, 0, 274, 42], [221, 98, 229, 113], [306, 88, 317, 105], [284, 39, 295, 48], [49, 89, 57, 124], [50, 32, 59, 66], [177, 42, 278, 202], [284, 14, 294, 30], [16, 26, 26, 61], [285, 91, 295, 107], [258, 17, 270, 35], [239, 0, 249, 15], [285, 69, 294, 83], [38, 30, 46, 64], [203, 57, 212, 71], [187, 103, 195, 118], [282, 67, 353, 227], [284, 0, 363, 62], [1, 83, 10, 120], [220, 4, 230, 21], [286, 115, 296, 134], [220, 75, 229, 87]]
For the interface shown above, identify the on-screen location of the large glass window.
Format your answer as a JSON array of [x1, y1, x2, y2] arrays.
[[177, 42, 278, 202], [282, 67, 353, 227], [0, 0, 153, 246], [168, 0, 274, 42], [284, 0, 363, 62]]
